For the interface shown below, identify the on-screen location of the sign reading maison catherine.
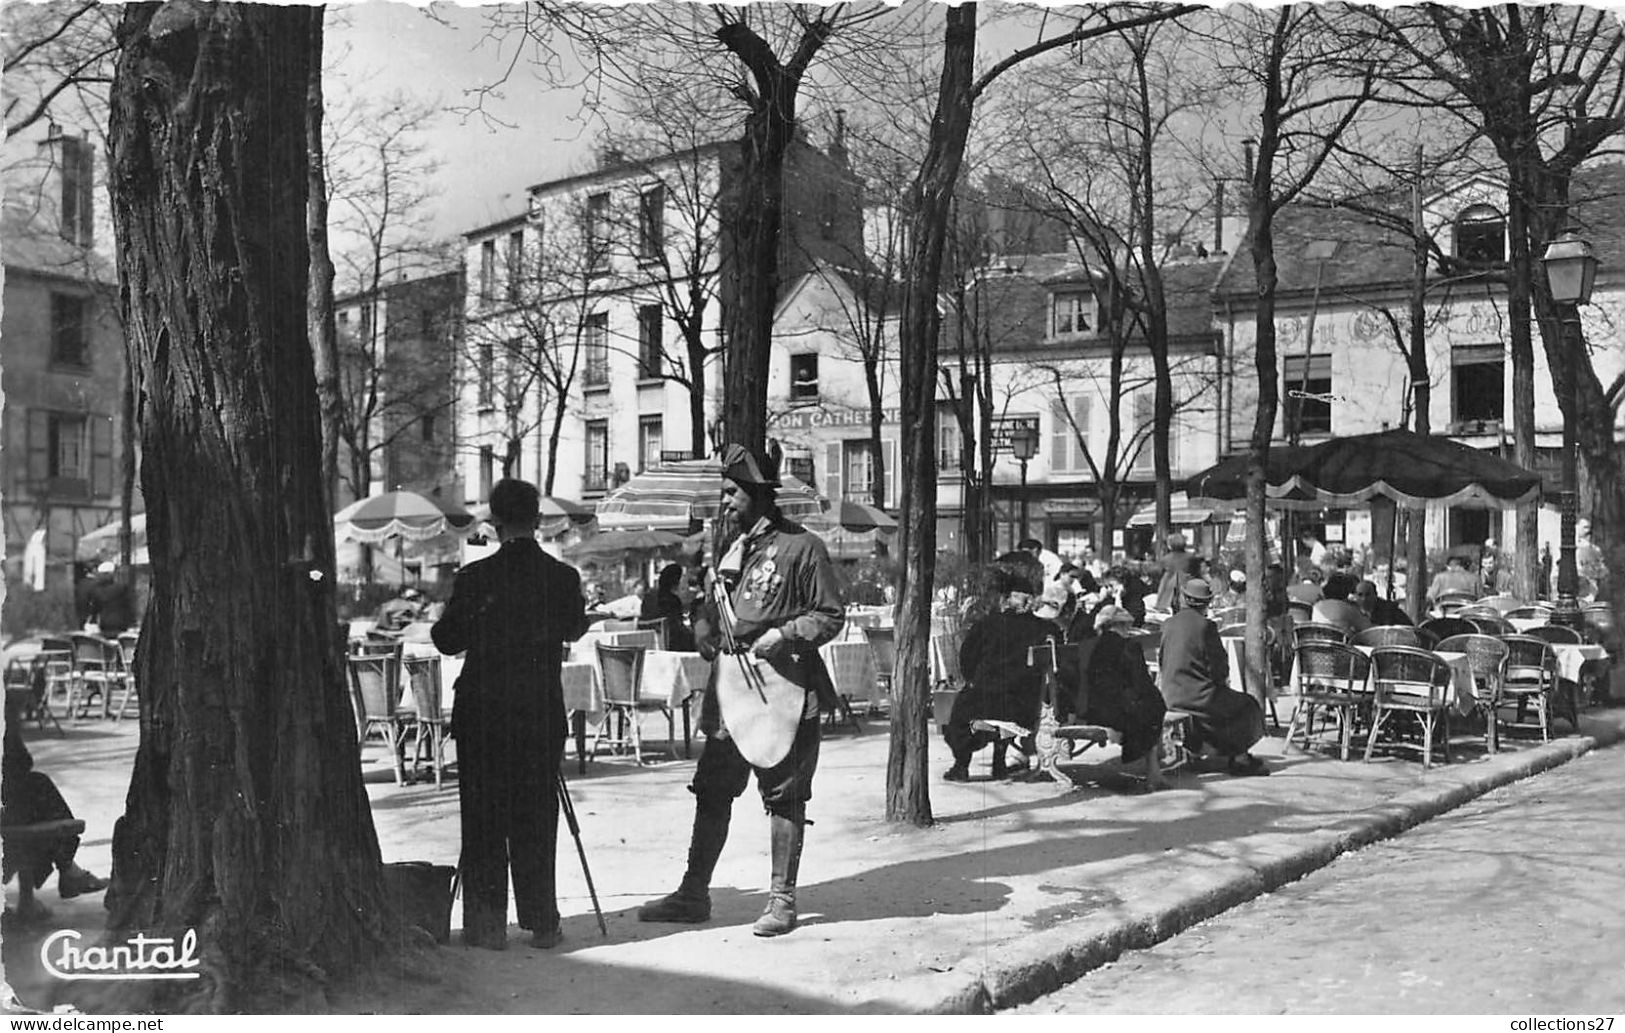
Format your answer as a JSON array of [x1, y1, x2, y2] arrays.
[[774, 407, 1040, 454], [774, 406, 902, 431]]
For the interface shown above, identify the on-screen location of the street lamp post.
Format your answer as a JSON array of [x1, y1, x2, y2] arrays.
[[1011, 422, 1039, 545], [1539, 231, 1599, 630]]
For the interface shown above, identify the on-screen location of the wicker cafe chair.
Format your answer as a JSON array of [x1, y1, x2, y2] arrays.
[[1293, 622, 1352, 647], [68, 633, 123, 720], [401, 654, 450, 788], [1287, 600, 1315, 625], [1504, 606, 1553, 623], [593, 642, 673, 765], [1363, 646, 1455, 771], [1287, 640, 1372, 760], [1464, 614, 1515, 637], [1435, 633, 1509, 754], [1435, 591, 1478, 616], [1455, 604, 1503, 621], [634, 618, 670, 651], [1419, 616, 1475, 645], [1355, 624, 1425, 649], [347, 650, 412, 786], [1524, 623, 1583, 645], [863, 625, 897, 698], [1498, 635, 1560, 742]]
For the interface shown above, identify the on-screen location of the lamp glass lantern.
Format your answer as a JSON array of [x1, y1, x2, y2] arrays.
[[1542, 232, 1598, 305], [1010, 421, 1039, 543]]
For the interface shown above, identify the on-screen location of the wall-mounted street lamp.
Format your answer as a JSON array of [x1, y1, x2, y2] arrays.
[[1010, 421, 1040, 544], [1539, 231, 1599, 629]]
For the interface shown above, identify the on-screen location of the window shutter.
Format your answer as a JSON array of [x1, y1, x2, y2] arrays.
[[1050, 398, 1070, 471], [28, 410, 50, 484], [883, 437, 899, 509], [1072, 396, 1091, 470], [824, 442, 842, 504], [91, 415, 114, 497]]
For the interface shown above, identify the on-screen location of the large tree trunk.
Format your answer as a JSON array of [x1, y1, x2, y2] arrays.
[[887, 4, 976, 826], [1405, 154, 1431, 618], [108, 2, 388, 1010], [685, 320, 709, 457], [717, 57, 797, 450], [1504, 164, 1540, 600], [306, 10, 340, 509]]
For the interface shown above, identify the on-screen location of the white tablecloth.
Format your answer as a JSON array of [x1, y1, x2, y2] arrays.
[[570, 628, 660, 663], [820, 640, 879, 708], [1552, 643, 1610, 682], [560, 649, 707, 720]]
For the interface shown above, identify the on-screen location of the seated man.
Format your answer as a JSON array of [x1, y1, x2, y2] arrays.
[[375, 587, 424, 634], [1355, 579, 1413, 626], [1286, 568, 1324, 607], [1427, 555, 1480, 606], [943, 557, 1057, 782], [3, 702, 107, 918], [1055, 605, 1168, 787], [1311, 572, 1372, 634], [1157, 579, 1269, 776]]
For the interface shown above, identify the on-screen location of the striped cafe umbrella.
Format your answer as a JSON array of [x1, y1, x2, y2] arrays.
[[334, 490, 477, 543], [595, 458, 826, 529]]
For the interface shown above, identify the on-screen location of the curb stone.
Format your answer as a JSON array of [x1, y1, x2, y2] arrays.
[[896, 718, 1625, 1014]]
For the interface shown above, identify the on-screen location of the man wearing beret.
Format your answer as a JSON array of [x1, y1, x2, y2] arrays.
[[637, 443, 845, 937], [1157, 577, 1269, 776]]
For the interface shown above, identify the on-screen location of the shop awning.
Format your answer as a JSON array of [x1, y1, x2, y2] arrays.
[[1127, 491, 1220, 527]]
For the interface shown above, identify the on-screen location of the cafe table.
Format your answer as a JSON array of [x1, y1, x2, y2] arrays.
[[562, 647, 710, 768], [819, 639, 879, 712]]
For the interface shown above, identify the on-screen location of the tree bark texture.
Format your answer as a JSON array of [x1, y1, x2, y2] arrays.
[[305, 9, 341, 509], [1504, 161, 1540, 600], [716, 24, 812, 453], [1242, 35, 1286, 709], [108, 2, 387, 1009], [887, 3, 977, 826]]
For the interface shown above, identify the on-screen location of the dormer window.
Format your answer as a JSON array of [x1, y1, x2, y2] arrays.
[[1454, 204, 1506, 265], [1051, 290, 1095, 338], [789, 353, 819, 402]]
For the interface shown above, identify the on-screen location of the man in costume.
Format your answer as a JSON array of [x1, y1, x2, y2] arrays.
[[433, 478, 586, 950], [1158, 578, 1269, 776], [637, 444, 844, 937]]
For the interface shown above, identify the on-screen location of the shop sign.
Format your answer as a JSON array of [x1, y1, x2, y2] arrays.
[[990, 415, 1041, 453], [774, 406, 900, 431]]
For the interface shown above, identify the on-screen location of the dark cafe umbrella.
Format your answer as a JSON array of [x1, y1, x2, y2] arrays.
[[1185, 430, 1542, 511], [563, 529, 686, 561], [806, 500, 898, 534]]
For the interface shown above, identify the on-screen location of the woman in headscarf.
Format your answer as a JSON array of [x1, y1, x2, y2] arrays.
[[1054, 604, 1168, 787], [942, 553, 1059, 782]]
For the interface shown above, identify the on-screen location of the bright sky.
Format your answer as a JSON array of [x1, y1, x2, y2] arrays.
[[326, 2, 597, 241]]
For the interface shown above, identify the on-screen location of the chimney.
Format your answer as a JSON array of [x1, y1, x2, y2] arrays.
[[1214, 178, 1226, 253], [1242, 138, 1256, 187], [830, 109, 849, 166]]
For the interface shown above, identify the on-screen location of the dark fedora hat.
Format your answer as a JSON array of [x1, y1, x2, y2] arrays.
[[1182, 577, 1214, 604]]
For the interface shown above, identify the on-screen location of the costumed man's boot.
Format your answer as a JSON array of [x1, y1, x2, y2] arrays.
[[637, 802, 730, 923], [752, 811, 805, 938]]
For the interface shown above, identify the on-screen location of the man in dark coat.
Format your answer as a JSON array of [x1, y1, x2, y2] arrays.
[[637, 444, 844, 938], [432, 478, 586, 950], [943, 557, 1058, 782], [1355, 579, 1413, 627], [3, 699, 107, 917], [1157, 578, 1268, 776], [84, 561, 138, 635], [1154, 532, 1195, 611], [1055, 604, 1167, 782]]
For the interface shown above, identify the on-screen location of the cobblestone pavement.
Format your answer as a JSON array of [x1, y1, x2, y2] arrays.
[[1014, 743, 1625, 1015]]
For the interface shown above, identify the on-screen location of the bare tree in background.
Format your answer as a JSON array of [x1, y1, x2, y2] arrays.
[[474, 2, 894, 452], [324, 92, 451, 501], [887, 1, 1199, 825], [1367, 3, 1625, 629], [1199, 3, 1380, 706]]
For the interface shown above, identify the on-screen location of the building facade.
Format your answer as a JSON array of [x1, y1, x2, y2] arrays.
[[1, 126, 132, 599], [457, 134, 865, 509], [1212, 167, 1625, 565]]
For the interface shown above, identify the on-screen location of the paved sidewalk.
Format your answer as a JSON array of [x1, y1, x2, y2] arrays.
[[8, 701, 1625, 1013]]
